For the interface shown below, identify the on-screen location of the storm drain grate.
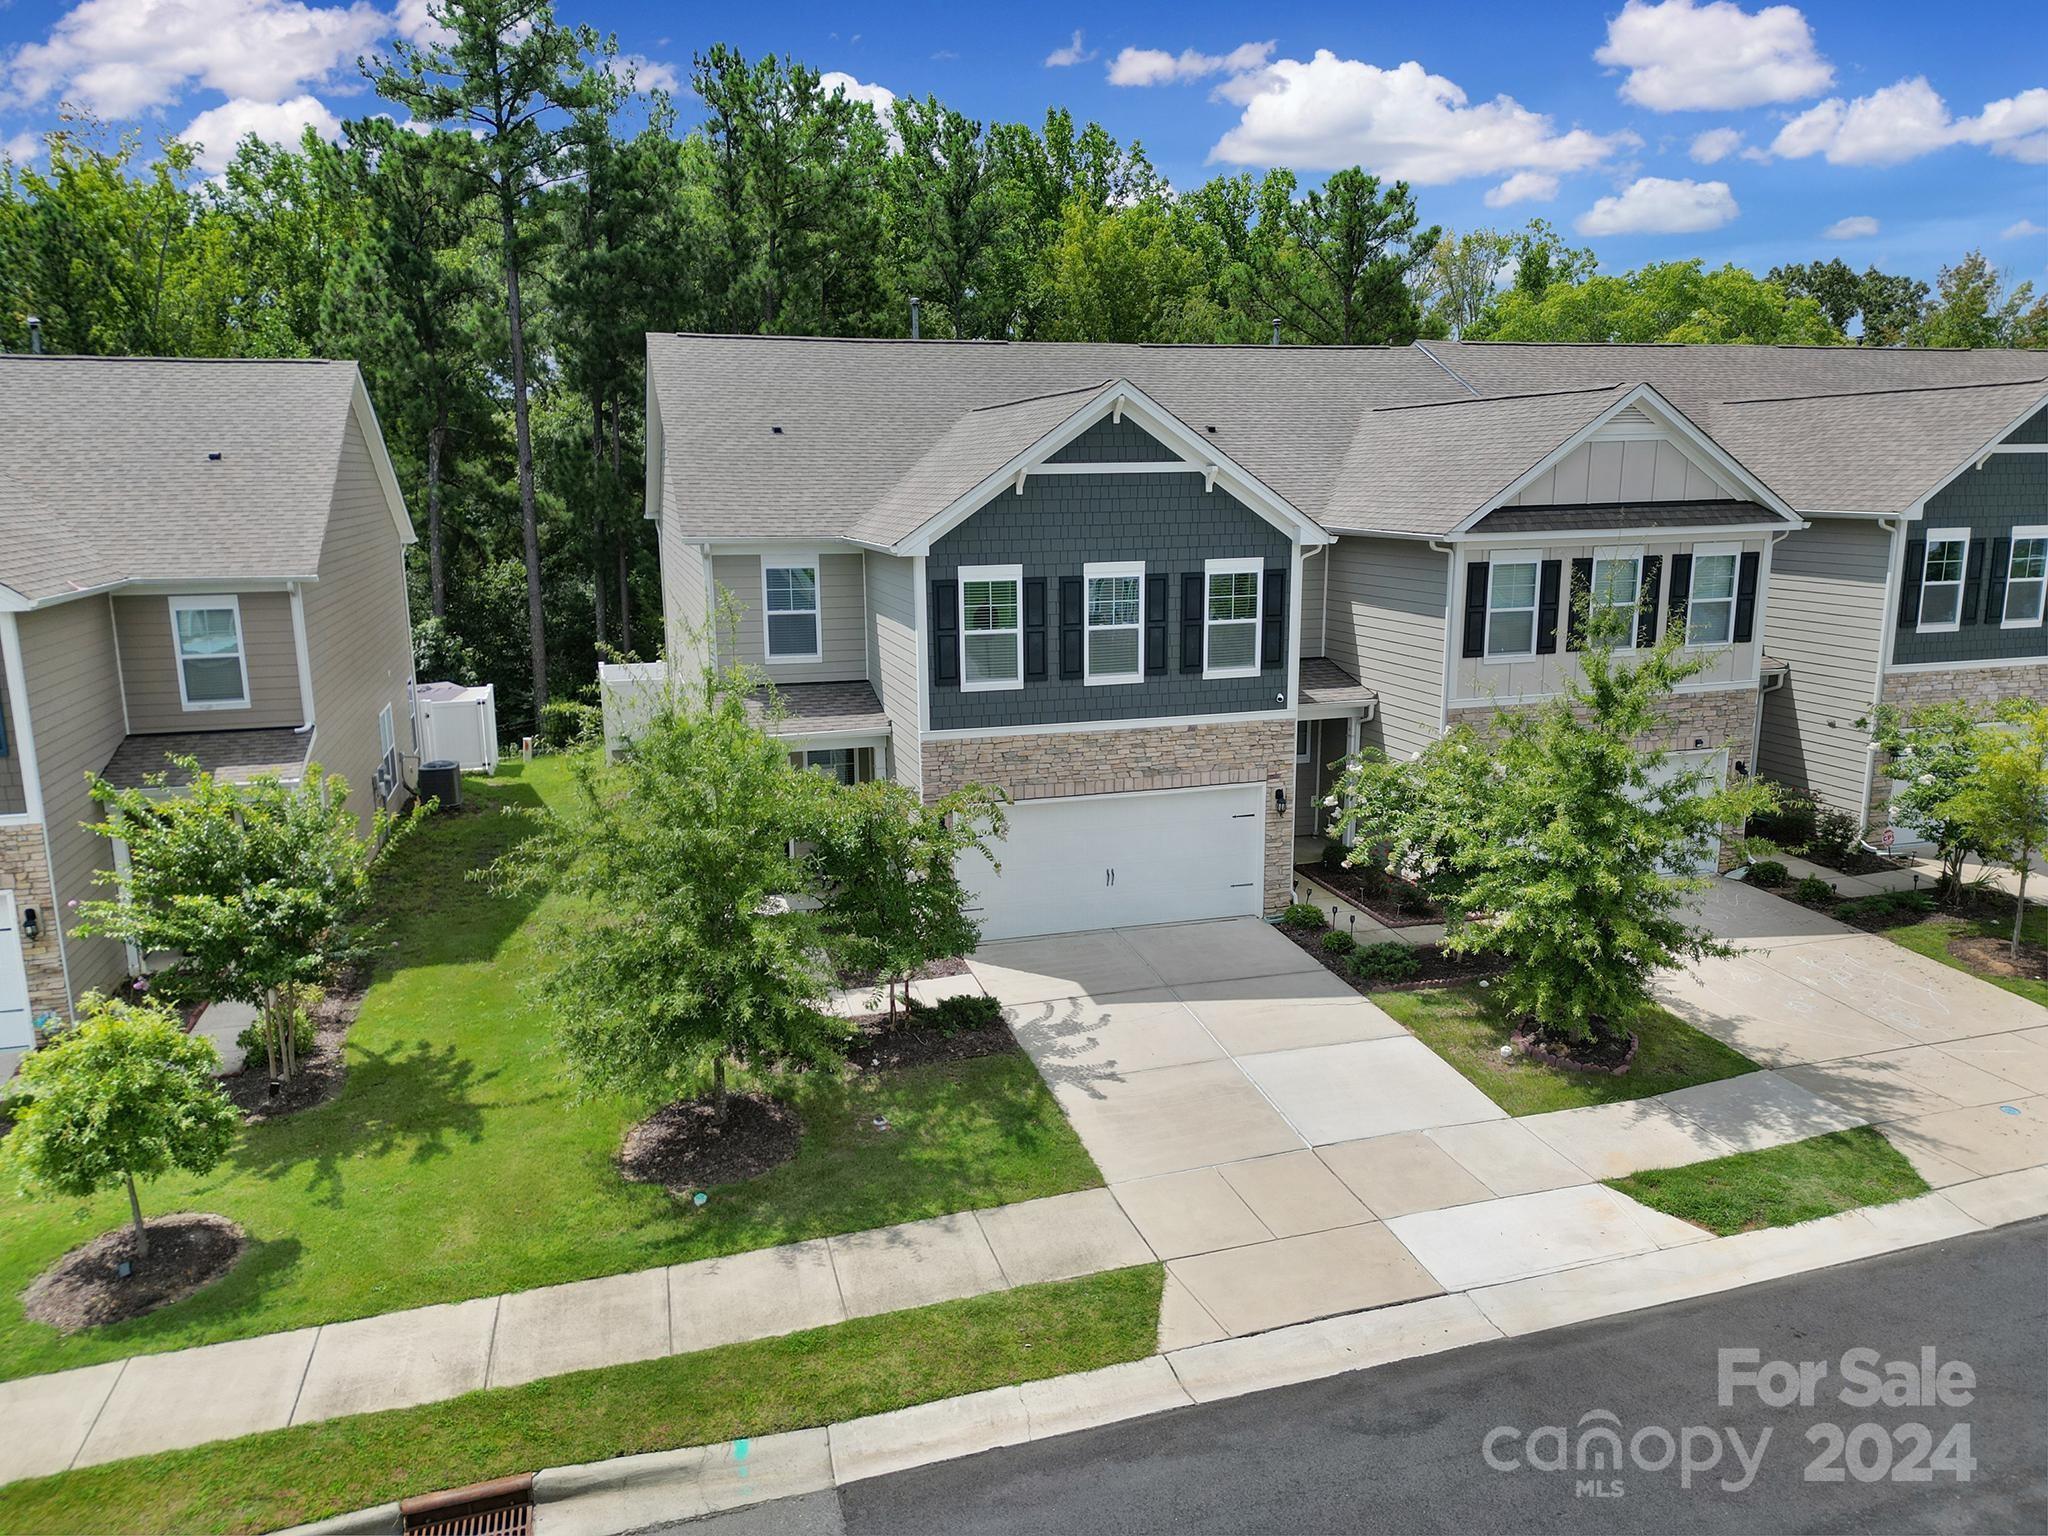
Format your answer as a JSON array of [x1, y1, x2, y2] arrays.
[[401, 1472, 534, 1536]]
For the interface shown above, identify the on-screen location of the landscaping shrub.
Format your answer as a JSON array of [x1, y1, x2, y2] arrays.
[[1746, 786, 1818, 851], [1348, 942, 1422, 983], [234, 983, 322, 1071], [1746, 859, 1789, 889], [1319, 929, 1356, 956], [537, 699, 602, 751], [1792, 876, 1835, 906], [1395, 881, 1435, 916], [905, 993, 1003, 1036], [1318, 843, 1347, 872], [1809, 806, 1865, 865], [1281, 902, 1329, 931], [1836, 889, 1936, 925]]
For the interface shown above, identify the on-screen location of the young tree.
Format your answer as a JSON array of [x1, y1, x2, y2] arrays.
[[1418, 227, 1514, 338], [1866, 700, 1989, 900], [1038, 198, 1222, 343], [71, 762, 416, 1084], [1476, 259, 1841, 344], [1948, 704, 2048, 960], [9, 995, 239, 1262], [809, 779, 1007, 1018], [1910, 251, 2047, 350], [1332, 607, 1774, 1046]]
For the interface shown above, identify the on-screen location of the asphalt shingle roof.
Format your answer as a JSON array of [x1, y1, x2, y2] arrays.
[[100, 727, 313, 788]]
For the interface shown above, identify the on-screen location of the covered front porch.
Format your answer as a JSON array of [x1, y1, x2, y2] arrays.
[[1293, 659, 1377, 840]]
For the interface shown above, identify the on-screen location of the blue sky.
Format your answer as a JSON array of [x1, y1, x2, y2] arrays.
[[3, 0, 2043, 283]]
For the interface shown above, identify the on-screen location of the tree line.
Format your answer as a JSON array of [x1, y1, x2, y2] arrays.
[[2, 0, 2041, 731]]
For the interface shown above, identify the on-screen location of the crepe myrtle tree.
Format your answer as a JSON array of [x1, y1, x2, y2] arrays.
[[1865, 701, 1990, 902], [1330, 604, 1775, 1047], [1947, 702, 2048, 961], [8, 994, 239, 1262]]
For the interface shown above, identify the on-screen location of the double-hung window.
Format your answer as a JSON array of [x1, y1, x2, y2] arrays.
[[1203, 557, 1262, 678], [960, 564, 1022, 690], [1684, 545, 1740, 646], [169, 596, 249, 709], [2003, 526, 2047, 628], [763, 559, 821, 661], [1917, 529, 1969, 632], [1483, 555, 1540, 659], [1084, 560, 1144, 685], [1591, 550, 1643, 647]]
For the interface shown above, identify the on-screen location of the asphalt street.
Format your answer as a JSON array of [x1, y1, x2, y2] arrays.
[[668, 1217, 2048, 1535]]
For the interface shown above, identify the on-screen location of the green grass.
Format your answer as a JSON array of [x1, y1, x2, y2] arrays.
[[1370, 982, 1761, 1116], [0, 1264, 1163, 1536], [1865, 899, 2048, 1012], [1608, 1127, 1930, 1236], [0, 758, 1101, 1382]]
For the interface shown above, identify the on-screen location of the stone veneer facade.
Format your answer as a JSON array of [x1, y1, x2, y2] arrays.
[[919, 720, 1298, 914], [1867, 661, 2048, 828], [0, 824, 67, 1021]]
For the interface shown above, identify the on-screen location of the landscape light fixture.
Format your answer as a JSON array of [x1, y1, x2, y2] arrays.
[[19, 907, 38, 942]]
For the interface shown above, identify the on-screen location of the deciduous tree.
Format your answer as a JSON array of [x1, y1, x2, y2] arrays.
[[1948, 703, 2048, 959]]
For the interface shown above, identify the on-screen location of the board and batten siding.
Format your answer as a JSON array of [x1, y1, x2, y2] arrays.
[[1505, 427, 1732, 508], [865, 551, 920, 793], [301, 413, 417, 832], [1323, 536, 1448, 761], [20, 596, 130, 1003], [114, 590, 302, 733], [711, 553, 868, 685], [1758, 516, 1893, 812]]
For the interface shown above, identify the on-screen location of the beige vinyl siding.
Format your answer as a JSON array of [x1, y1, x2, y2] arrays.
[[1758, 516, 1893, 812], [301, 414, 418, 833], [1506, 434, 1730, 506], [711, 552, 867, 684], [865, 551, 920, 793], [20, 597, 130, 1003], [1300, 549, 1327, 659], [115, 591, 301, 732], [658, 519, 710, 679], [1324, 536, 1448, 761], [0, 660, 23, 815]]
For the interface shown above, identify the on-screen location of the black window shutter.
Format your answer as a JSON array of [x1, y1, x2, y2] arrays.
[[1961, 537, 1990, 624], [1142, 574, 1168, 675], [1058, 575, 1084, 679], [1565, 557, 1594, 651], [1985, 537, 2012, 627], [1635, 555, 1663, 648], [1899, 539, 1925, 628], [1261, 567, 1287, 669], [1534, 559, 1562, 655], [1022, 577, 1048, 681], [1665, 552, 1693, 637], [930, 579, 959, 688], [1461, 561, 1490, 659], [1732, 551, 1761, 643], [1180, 573, 1204, 673]]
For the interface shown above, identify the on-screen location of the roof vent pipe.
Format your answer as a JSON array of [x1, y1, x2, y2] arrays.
[[1270, 317, 1281, 347], [910, 297, 921, 340], [26, 316, 42, 354]]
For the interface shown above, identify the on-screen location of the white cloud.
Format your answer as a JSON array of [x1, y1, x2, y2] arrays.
[[1822, 215, 1879, 239], [610, 53, 680, 96], [391, 0, 449, 48], [1108, 41, 1272, 87], [1595, 0, 1831, 111], [2004, 219, 2047, 239], [1770, 77, 2048, 166], [5, 0, 386, 118], [1044, 30, 1096, 69], [3, 128, 41, 164], [179, 92, 340, 174], [1689, 126, 1743, 164], [1575, 176, 1738, 235], [1484, 170, 1558, 207], [1207, 51, 1634, 182], [820, 70, 895, 116]]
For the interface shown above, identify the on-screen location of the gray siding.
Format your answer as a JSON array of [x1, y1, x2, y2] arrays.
[[1758, 516, 1891, 811], [0, 660, 22, 815], [21, 597, 129, 1002], [1047, 417, 1180, 463], [865, 552, 921, 792], [2010, 404, 2048, 445], [302, 414, 417, 832], [658, 520, 710, 679], [1893, 452, 2048, 666], [711, 553, 868, 685], [116, 590, 301, 733], [1300, 548, 1328, 659], [926, 474, 1290, 731], [1324, 536, 1447, 761]]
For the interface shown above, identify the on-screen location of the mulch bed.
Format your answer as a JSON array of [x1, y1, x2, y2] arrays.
[[1294, 863, 1443, 928], [1279, 922, 1512, 993], [223, 966, 370, 1122], [23, 1213, 247, 1333], [840, 1008, 1019, 1073], [1513, 1022, 1640, 1075], [618, 1093, 803, 1195], [1790, 846, 1908, 878], [1950, 935, 2048, 983]]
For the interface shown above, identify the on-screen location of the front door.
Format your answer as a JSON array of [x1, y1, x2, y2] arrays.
[[0, 892, 33, 1051]]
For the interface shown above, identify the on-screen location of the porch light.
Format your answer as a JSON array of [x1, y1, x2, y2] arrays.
[[1274, 787, 1287, 816], [19, 907, 37, 942]]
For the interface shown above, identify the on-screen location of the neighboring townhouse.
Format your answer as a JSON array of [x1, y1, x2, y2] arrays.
[[0, 356, 419, 1044]]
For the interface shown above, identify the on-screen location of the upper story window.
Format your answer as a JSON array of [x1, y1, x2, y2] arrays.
[[2003, 527, 2047, 628], [169, 596, 249, 709], [1484, 555, 1540, 659], [960, 564, 1022, 691], [1685, 545, 1740, 647], [1203, 557, 1262, 678], [1084, 561, 1143, 685], [1591, 551, 1644, 646], [1917, 529, 1969, 632], [763, 559, 821, 661]]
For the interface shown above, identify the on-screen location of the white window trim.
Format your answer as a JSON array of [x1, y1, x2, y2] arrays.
[[761, 555, 822, 663], [1682, 542, 1740, 649], [1592, 546, 1645, 653], [167, 594, 250, 711], [1202, 556, 1263, 680], [958, 563, 1023, 693], [1917, 527, 1970, 635], [1481, 551, 1540, 662], [1083, 559, 1145, 686], [2000, 525, 2048, 630]]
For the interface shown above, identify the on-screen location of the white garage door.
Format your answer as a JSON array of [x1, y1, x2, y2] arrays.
[[1642, 748, 1729, 875], [0, 893, 33, 1052], [961, 785, 1266, 940]]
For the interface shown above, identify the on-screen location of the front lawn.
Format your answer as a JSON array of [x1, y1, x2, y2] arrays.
[[1840, 892, 2048, 1012], [1608, 1127, 1929, 1235], [0, 758, 1101, 1382], [1370, 982, 1760, 1116], [0, 1264, 1163, 1536]]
